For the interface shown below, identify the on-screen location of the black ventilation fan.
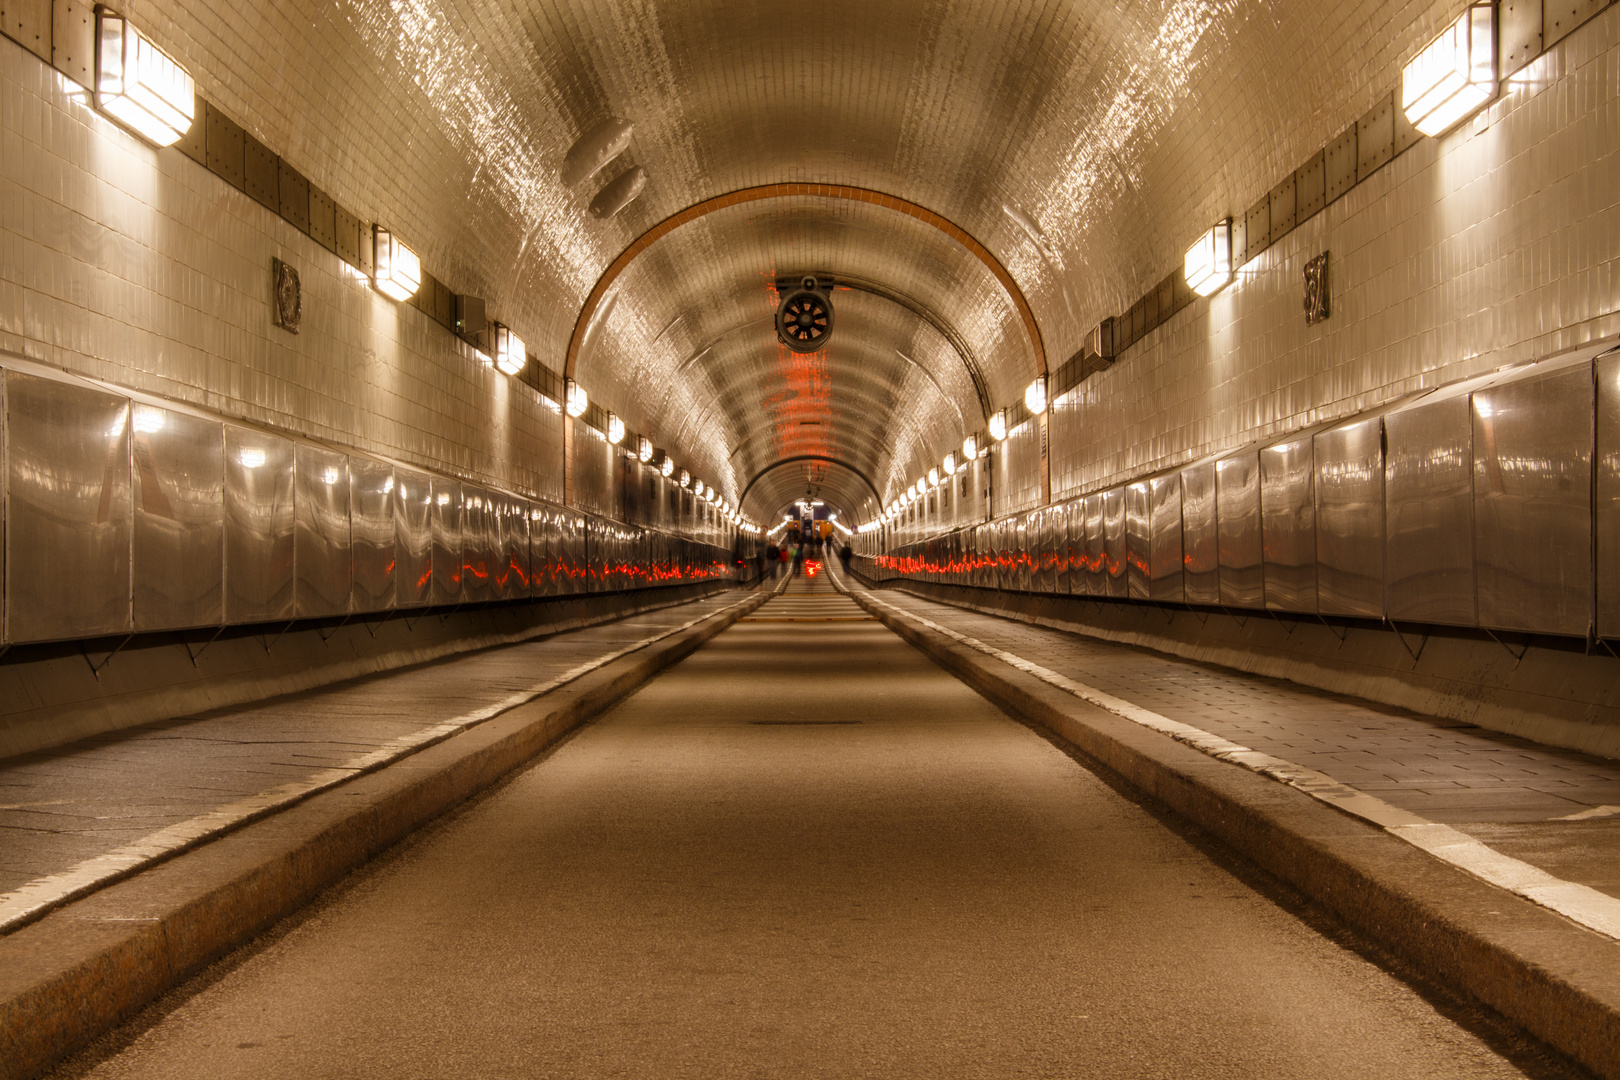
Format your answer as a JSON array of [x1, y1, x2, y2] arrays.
[[776, 276, 834, 352]]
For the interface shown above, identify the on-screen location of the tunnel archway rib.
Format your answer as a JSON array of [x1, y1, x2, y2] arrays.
[[741, 457, 882, 524], [565, 185, 1047, 382]]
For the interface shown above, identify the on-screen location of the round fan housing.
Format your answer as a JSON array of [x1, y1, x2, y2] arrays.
[[776, 277, 834, 352]]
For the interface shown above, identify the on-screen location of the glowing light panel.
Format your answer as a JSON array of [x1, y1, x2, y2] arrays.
[[1402, 4, 1496, 137], [372, 226, 421, 302], [1184, 219, 1233, 296], [95, 13, 195, 147]]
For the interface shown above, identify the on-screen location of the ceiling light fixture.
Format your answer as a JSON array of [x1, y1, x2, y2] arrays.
[[1402, 3, 1496, 137], [565, 379, 588, 417], [94, 11, 195, 146], [492, 324, 526, 376], [607, 413, 626, 445], [372, 226, 421, 302], [638, 437, 653, 462], [989, 409, 1008, 441], [660, 456, 674, 477], [962, 435, 978, 461], [1184, 219, 1234, 297], [943, 453, 957, 476], [1024, 375, 1048, 415]]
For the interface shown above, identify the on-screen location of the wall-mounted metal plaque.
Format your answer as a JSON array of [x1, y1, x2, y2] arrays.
[[271, 258, 301, 333], [1304, 252, 1330, 325]]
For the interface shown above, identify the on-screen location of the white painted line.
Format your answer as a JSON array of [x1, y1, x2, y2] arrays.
[[1557, 804, 1620, 821], [0, 592, 760, 935], [853, 583, 1620, 942]]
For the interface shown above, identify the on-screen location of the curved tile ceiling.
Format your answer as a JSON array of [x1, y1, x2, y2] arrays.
[[308, 0, 1396, 524]]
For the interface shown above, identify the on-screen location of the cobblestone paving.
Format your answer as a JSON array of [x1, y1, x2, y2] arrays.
[[0, 591, 750, 896]]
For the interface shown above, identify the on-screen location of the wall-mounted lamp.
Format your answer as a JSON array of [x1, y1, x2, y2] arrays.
[[638, 436, 654, 462], [989, 409, 1008, 441], [660, 455, 674, 477], [565, 379, 588, 417], [372, 226, 421, 302], [1184, 219, 1234, 297], [492, 324, 526, 376], [679, 469, 691, 488], [961, 435, 978, 461], [1024, 375, 1048, 416], [1402, 3, 1496, 136], [928, 468, 940, 488], [943, 453, 957, 476], [95, 11, 195, 146], [693, 480, 705, 497], [607, 413, 626, 445]]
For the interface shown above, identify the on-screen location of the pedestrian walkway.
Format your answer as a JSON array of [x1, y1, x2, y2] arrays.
[[840, 571, 1620, 907], [0, 588, 760, 932], [55, 560, 1546, 1080]]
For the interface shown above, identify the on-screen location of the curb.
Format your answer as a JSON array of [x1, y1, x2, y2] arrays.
[[0, 584, 774, 1080], [845, 583, 1620, 1080]]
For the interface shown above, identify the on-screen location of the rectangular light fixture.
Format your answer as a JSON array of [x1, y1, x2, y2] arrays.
[[1402, 4, 1496, 137], [607, 413, 626, 445], [1184, 219, 1233, 297], [95, 12, 195, 146], [565, 378, 588, 417], [492, 324, 526, 375], [638, 436, 653, 462], [1024, 375, 1048, 415], [989, 409, 1008, 441], [373, 226, 421, 302]]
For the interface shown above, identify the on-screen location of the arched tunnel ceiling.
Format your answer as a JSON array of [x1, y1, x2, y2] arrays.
[[743, 458, 883, 529], [324, 0, 1395, 523], [577, 196, 1031, 510]]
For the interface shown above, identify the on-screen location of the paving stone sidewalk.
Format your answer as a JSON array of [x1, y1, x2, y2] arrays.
[[0, 590, 749, 899], [856, 581, 1620, 900]]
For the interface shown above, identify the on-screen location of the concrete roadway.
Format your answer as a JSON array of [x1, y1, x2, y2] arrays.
[[62, 579, 1567, 1079]]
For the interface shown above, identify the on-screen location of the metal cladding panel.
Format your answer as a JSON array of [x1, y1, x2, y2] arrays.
[[393, 470, 432, 608], [1064, 501, 1084, 594], [6, 374, 132, 642], [1385, 396, 1476, 626], [1125, 481, 1151, 600], [1216, 452, 1263, 608], [430, 479, 463, 604], [1148, 476, 1184, 603], [1180, 460, 1219, 605], [1014, 514, 1032, 592], [1600, 353, 1620, 639], [1473, 361, 1595, 637], [562, 514, 582, 594], [1102, 488, 1127, 598], [294, 444, 352, 619], [132, 405, 224, 632], [973, 524, 990, 588], [1082, 493, 1105, 596], [1260, 435, 1317, 613], [459, 488, 493, 604], [530, 507, 554, 597], [348, 458, 396, 614], [500, 498, 532, 599], [224, 426, 295, 624], [1315, 418, 1385, 618]]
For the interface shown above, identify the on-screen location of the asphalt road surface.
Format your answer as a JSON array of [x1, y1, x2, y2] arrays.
[[61, 589, 1565, 1079]]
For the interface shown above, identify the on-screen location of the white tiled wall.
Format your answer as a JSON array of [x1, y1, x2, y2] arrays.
[[1050, 7, 1620, 500]]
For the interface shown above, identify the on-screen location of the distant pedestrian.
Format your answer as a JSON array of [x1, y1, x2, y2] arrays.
[[790, 542, 803, 576]]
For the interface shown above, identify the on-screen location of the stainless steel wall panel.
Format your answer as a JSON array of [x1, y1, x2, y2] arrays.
[[1181, 460, 1219, 605], [1014, 515, 1031, 592], [501, 497, 532, 599], [1103, 488, 1127, 598], [1064, 501, 1084, 594], [394, 470, 433, 608], [1385, 394, 1476, 625], [430, 479, 463, 604], [1125, 481, 1151, 600], [6, 374, 133, 641], [294, 444, 352, 619], [1315, 418, 1384, 618], [224, 426, 295, 624], [459, 488, 493, 604], [1260, 435, 1317, 613], [1216, 451, 1263, 608], [1082, 493, 1105, 596], [132, 406, 223, 632], [348, 458, 396, 613], [1600, 352, 1620, 639], [1473, 360, 1595, 637], [1148, 476, 1184, 603]]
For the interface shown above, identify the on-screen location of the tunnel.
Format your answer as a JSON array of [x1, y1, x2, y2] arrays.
[[1, 0, 1619, 1076]]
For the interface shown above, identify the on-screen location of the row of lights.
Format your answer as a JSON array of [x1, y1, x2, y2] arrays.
[[863, 371, 1051, 533], [628, 437, 758, 532], [1182, 4, 1498, 299], [87, 10, 758, 539]]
